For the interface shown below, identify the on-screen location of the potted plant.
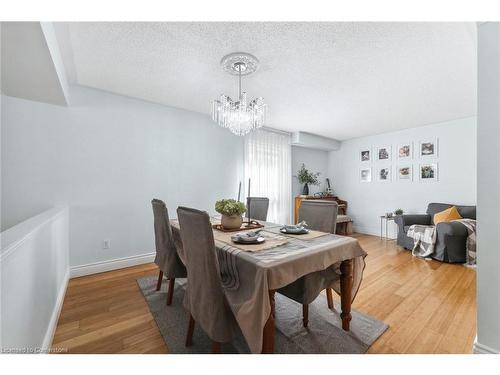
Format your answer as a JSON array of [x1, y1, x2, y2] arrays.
[[297, 163, 320, 195], [215, 199, 247, 229], [394, 208, 404, 216]]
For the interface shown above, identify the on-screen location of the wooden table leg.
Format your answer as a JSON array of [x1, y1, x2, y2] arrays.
[[340, 259, 353, 331], [261, 290, 275, 354]]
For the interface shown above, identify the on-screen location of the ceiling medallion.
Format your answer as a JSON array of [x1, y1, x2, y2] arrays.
[[211, 52, 266, 136]]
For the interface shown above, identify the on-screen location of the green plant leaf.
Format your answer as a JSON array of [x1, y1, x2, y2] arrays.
[[215, 199, 247, 216], [297, 163, 321, 185]]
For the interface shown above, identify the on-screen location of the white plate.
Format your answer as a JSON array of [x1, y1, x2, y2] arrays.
[[231, 236, 265, 244]]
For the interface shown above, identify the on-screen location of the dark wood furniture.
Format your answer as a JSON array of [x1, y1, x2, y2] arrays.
[[185, 314, 222, 353], [294, 195, 348, 224], [261, 258, 353, 354], [170, 217, 362, 354], [155, 271, 176, 306]]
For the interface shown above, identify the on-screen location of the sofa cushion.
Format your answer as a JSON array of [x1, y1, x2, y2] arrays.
[[456, 205, 476, 220], [433, 206, 463, 224]]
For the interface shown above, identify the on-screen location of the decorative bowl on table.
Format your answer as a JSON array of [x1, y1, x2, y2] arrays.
[[231, 231, 265, 244], [221, 214, 243, 229], [280, 221, 309, 235]]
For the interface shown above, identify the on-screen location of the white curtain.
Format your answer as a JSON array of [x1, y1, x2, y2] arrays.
[[244, 129, 292, 224]]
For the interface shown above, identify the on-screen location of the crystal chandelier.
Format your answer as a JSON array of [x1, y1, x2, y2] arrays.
[[212, 52, 266, 136]]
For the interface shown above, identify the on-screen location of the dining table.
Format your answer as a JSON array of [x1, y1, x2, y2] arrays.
[[170, 217, 367, 354]]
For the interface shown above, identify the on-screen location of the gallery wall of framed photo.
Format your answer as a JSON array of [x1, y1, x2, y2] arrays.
[[328, 117, 475, 236], [359, 138, 439, 183]]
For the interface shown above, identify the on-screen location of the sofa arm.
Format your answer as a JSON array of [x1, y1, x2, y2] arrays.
[[395, 214, 431, 228], [436, 221, 468, 237]]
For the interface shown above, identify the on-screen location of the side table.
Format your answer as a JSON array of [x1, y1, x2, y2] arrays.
[[380, 215, 395, 240]]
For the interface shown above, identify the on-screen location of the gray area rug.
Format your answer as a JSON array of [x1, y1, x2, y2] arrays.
[[137, 277, 388, 354]]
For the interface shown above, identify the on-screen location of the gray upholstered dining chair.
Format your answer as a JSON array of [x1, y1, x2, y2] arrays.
[[177, 206, 239, 353], [151, 199, 187, 305], [246, 197, 270, 221], [279, 200, 339, 327], [299, 200, 338, 234]]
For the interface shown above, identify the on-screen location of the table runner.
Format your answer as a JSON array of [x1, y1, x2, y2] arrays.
[[171, 219, 366, 353]]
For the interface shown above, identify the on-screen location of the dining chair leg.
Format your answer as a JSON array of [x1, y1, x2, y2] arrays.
[[156, 270, 163, 291], [326, 288, 334, 309], [211, 341, 222, 354], [302, 304, 309, 328], [166, 278, 175, 305], [185, 314, 195, 347]]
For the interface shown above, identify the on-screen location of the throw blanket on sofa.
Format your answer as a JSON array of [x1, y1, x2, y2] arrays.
[[407, 219, 477, 265], [407, 224, 436, 258], [454, 218, 477, 266]]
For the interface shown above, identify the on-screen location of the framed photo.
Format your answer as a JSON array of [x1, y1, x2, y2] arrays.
[[377, 166, 391, 182], [397, 142, 412, 159], [419, 163, 438, 182], [419, 138, 438, 158], [359, 148, 372, 162], [376, 145, 392, 161], [397, 165, 413, 181], [360, 168, 372, 183]]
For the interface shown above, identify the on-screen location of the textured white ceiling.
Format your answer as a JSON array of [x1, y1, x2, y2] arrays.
[[59, 22, 476, 140]]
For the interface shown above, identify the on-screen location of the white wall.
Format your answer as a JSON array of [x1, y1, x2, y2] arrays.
[[475, 22, 500, 354], [1, 207, 69, 351], [0, 22, 69, 106], [291, 146, 330, 197], [328, 117, 477, 237], [1, 85, 244, 269]]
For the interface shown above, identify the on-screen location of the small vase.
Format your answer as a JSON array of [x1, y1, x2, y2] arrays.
[[302, 183, 309, 195], [221, 214, 243, 230]]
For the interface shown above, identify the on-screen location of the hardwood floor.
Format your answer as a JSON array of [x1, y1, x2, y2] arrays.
[[51, 233, 476, 354], [52, 263, 168, 353]]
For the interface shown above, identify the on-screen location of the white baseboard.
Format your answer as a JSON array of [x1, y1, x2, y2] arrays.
[[353, 224, 397, 239], [41, 268, 70, 351], [474, 340, 500, 354], [70, 252, 156, 278], [353, 225, 378, 236]]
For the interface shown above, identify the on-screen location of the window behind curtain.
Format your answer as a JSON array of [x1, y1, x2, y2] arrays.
[[244, 129, 292, 224]]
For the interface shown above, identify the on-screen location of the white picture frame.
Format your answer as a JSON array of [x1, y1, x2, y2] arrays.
[[419, 163, 439, 182], [376, 145, 392, 162], [396, 165, 413, 181], [359, 148, 372, 163], [376, 166, 392, 182], [360, 167, 372, 183], [397, 142, 413, 160], [419, 138, 439, 158]]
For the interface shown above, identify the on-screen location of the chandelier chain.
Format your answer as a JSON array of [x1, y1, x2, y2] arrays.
[[238, 64, 242, 98]]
